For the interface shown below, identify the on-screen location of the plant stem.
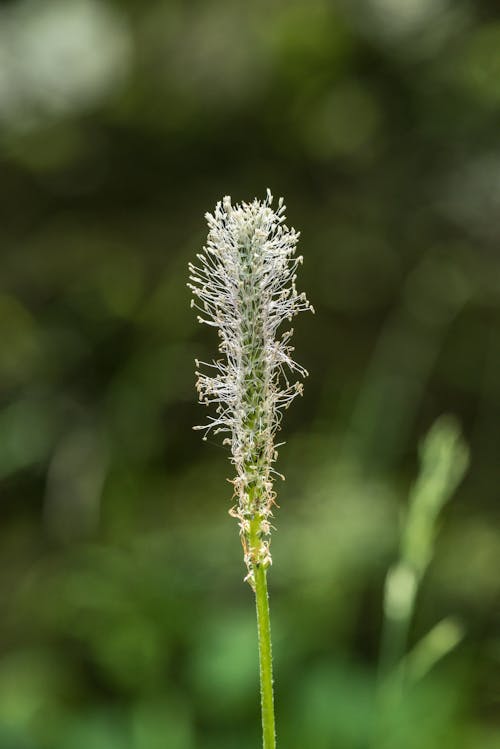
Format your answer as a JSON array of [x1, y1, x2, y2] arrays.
[[379, 578, 415, 687], [253, 562, 276, 749]]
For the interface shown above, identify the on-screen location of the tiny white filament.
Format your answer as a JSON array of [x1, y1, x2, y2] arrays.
[[189, 189, 313, 582]]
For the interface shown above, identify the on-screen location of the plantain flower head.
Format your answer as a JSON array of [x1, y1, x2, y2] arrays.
[[188, 189, 313, 584]]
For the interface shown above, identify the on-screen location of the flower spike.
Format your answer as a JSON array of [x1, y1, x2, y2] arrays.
[[188, 189, 313, 584]]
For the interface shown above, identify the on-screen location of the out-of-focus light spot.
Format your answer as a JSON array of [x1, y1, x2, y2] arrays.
[[456, 23, 500, 107], [342, 0, 464, 56], [0, 0, 131, 129], [264, 0, 351, 76], [0, 651, 70, 730], [141, 2, 269, 107], [441, 154, 500, 242], [304, 82, 382, 161], [368, 0, 448, 35]]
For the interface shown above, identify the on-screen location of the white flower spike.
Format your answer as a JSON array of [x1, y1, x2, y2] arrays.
[[188, 189, 313, 585]]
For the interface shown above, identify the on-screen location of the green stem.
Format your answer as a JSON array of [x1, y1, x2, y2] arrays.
[[253, 563, 276, 749]]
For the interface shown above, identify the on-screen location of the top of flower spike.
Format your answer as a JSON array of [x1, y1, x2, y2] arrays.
[[188, 189, 313, 439]]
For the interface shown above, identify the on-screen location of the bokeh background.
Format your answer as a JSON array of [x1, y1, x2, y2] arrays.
[[1, 0, 500, 747]]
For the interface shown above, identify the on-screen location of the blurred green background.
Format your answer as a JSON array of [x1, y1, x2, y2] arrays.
[[1, 0, 500, 747]]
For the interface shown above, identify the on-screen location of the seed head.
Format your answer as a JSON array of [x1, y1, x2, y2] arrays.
[[188, 189, 313, 583]]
